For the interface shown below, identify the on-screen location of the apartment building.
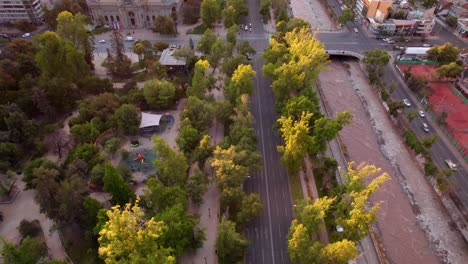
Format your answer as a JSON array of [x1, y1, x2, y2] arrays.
[[356, 0, 393, 22], [0, 0, 44, 24], [87, 0, 182, 29]]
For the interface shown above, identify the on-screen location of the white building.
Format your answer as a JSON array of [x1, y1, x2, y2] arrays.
[[0, 0, 44, 24], [87, 0, 183, 29]]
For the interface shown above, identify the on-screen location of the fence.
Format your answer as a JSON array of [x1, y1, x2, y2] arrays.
[[396, 60, 441, 65]]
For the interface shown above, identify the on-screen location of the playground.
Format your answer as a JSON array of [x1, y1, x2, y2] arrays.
[[426, 82, 468, 155], [122, 148, 157, 174], [397, 64, 440, 82]]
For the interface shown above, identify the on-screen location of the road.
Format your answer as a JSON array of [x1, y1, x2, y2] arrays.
[[91, 2, 467, 262]]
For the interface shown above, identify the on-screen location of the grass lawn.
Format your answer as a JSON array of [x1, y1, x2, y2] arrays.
[[187, 24, 208, 35], [288, 172, 304, 206]]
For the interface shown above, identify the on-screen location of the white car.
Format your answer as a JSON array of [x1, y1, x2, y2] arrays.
[[445, 159, 458, 170], [403, 99, 411, 107], [422, 44, 431, 47], [22, 33, 31, 38], [98, 39, 106, 43], [125, 36, 134, 41], [422, 123, 429, 132], [418, 110, 425, 117], [387, 40, 395, 44]]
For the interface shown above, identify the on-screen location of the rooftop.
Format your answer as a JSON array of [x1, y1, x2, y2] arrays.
[[404, 47, 431, 55], [159, 48, 186, 66]]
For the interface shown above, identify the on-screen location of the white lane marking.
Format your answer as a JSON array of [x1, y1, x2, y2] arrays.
[[255, 52, 276, 264]]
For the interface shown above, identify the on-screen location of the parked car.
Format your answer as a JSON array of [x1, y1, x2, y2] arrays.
[[418, 110, 425, 117], [445, 159, 458, 170], [403, 99, 411, 107], [353, 28, 359, 33], [387, 40, 395, 44], [125, 36, 134, 41], [22, 33, 31, 38], [422, 43, 431, 47], [422, 123, 429, 132], [98, 39, 106, 43]]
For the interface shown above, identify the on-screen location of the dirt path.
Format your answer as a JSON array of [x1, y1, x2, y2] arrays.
[[317, 60, 468, 264]]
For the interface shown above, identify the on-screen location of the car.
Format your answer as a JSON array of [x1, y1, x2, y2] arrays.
[[98, 39, 106, 43], [387, 40, 395, 44], [383, 38, 390, 42], [422, 123, 429, 132], [418, 110, 425, 117], [353, 28, 359, 33], [403, 99, 411, 107], [22, 33, 31, 38], [422, 44, 431, 47], [244, 25, 248, 31], [445, 159, 458, 170], [125, 36, 134, 41], [249, 27, 252, 32]]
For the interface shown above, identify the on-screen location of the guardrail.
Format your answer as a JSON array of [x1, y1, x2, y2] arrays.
[[325, 50, 364, 60]]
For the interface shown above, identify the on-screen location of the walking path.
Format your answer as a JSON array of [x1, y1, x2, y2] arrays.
[[0, 176, 68, 261]]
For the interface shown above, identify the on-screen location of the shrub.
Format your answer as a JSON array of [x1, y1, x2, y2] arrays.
[[424, 160, 438, 177]]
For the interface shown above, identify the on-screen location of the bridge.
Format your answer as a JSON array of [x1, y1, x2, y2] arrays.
[[325, 49, 364, 60]]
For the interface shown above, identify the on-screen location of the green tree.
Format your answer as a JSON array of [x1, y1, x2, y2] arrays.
[[103, 163, 134, 206], [338, 8, 355, 24], [200, 0, 221, 28], [33, 31, 89, 82], [445, 16, 458, 28], [222, 54, 249, 78], [363, 49, 391, 75], [260, 0, 271, 20], [153, 41, 170, 52], [406, 75, 429, 94], [104, 137, 121, 157], [155, 203, 204, 255], [143, 79, 176, 109], [208, 38, 227, 71], [154, 16, 176, 34], [297, 197, 335, 234], [70, 121, 100, 144], [309, 111, 353, 155], [176, 118, 202, 156], [226, 24, 239, 46], [427, 43, 460, 63], [98, 202, 175, 264], [281, 95, 321, 121], [436, 62, 464, 79], [235, 193, 263, 225], [277, 112, 313, 174], [192, 134, 214, 166], [2, 237, 46, 264], [226, 64, 256, 103], [106, 29, 132, 77], [67, 143, 102, 172], [113, 104, 140, 135], [143, 178, 187, 212], [82, 196, 104, 232], [186, 165, 209, 205], [56, 11, 89, 51], [197, 28, 217, 54], [222, 6, 237, 29], [188, 59, 210, 98], [181, 96, 214, 131], [153, 136, 189, 186], [236, 40, 255, 56], [287, 219, 321, 263], [216, 217, 249, 264], [22, 158, 58, 189]]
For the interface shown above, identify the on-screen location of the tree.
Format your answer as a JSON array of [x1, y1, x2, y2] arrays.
[[211, 145, 250, 190], [144, 178, 187, 212], [67, 143, 102, 172], [2, 237, 46, 264], [14, 19, 36, 32], [98, 202, 175, 264], [260, 0, 271, 20], [181, 96, 214, 131], [222, 6, 237, 29], [154, 16, 176, 34], [22, 158, 58, 189], [297, 197, 335, 234], [143, 79, 176, 109], [113, 104, 140, 135], [222, 54, 249, 78], [82, 196, 104, 232], [153, 136, 189, 186], [406, 75, 429, 94], [226, 64, 256, 103], [176, 119, 202, 155], [186, 165, 209, 205], [420, 0, 437, 8], [56, 175, 87, 224], [56, 11, 89, 51], [216, 217, 249, 264], [288, 220, 322, 263], [335, 162, 390, 241], [104, 137, 121, 157], [188, 59, 210, 98], [427, 43, 460, 63], [33, 31, 89, 82], [155, 203, 204, 255], [436, 62, 464, 79], [200, 0, 221, 28], [393, 10, 405, 19], [197, 29, 217, 55], [277, 112, 313, 174], [208, 38, 226, 71], [445, 16, 458, 28], [154, 41, 170, 52], [235, 193, 263, 225], [236, 40, 256, 56], [70, 121, 101, 144], [338, 8, 355, 24], [363, 49, 391, 75], [309, 111, 353, 155], [103, 163, 134, 206], [226, 24, 239, 46], [106, 29, 132, 77], [32, 167, 61, 220], [282, 95, 321, 122], [192, 134, 214, 166], [320, 240, 358, 264]]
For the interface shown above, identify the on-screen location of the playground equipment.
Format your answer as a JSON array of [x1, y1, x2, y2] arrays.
[[134, 153, 145, 163]]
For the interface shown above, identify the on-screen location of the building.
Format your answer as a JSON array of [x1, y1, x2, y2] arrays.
[[86, 0, 183, 29], [457, 18, 468, 36], [447, 3, 468, 18], [356, 0, 392, 22], [159, 46, 187, 72], [399, 47, 431, 60], [0, 0, 44, 24]]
